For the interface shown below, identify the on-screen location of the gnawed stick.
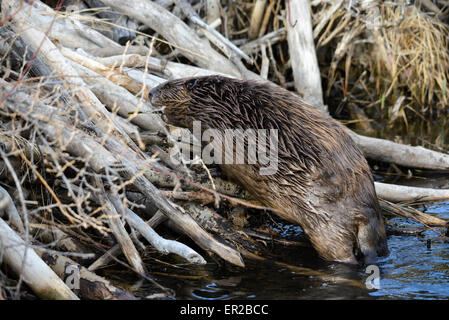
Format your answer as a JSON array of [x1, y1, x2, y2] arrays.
[[88, 45, 149, 57], [89, 211, 166, 272], [86, 53, 170, 73], [106, 187, 207, 264], [123, 207, 207, 265]]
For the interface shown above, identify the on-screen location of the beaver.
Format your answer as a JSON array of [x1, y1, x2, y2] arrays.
[[149, 75, 388, 264]]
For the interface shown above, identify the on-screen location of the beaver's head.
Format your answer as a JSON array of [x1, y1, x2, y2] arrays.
[[149, 78, 193, 128], [149, 75, 264, 130]]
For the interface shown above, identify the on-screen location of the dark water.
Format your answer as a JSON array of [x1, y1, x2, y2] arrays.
[[113, 200, 448, 300]]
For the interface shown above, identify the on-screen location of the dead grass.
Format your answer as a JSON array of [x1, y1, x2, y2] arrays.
[[313, 1, 449, 128]]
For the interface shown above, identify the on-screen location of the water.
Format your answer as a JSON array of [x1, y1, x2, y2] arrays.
[[115, 201, 448, 300], [370, 203, 449, 299]]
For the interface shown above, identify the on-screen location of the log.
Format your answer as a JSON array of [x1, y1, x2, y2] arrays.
[[240, 28, 287, 55], [60, 47, 150, 98], [349, 131, 449, 170], [125, 55, 231, 79], [0, 217, 79, 300]]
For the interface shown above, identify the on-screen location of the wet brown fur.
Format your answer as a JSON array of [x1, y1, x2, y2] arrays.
[[150, 76, 388, 264]]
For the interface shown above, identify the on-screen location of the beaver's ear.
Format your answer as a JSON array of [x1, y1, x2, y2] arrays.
[[186, 79, 199, 91]]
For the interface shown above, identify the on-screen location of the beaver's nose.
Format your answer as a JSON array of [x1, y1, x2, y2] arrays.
[[149, 87, 157, 101]]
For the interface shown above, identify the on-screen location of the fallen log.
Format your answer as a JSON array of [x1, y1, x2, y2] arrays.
[[350, 132, 449, 171]]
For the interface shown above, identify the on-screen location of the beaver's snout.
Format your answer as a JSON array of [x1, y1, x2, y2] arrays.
[[149, 86, 160, 106]]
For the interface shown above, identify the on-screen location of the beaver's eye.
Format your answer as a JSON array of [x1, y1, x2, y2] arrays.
[[186, 79, 199, 91]]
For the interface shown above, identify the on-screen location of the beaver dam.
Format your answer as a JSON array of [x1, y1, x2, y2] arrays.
[[0, 0, 448, 300]]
